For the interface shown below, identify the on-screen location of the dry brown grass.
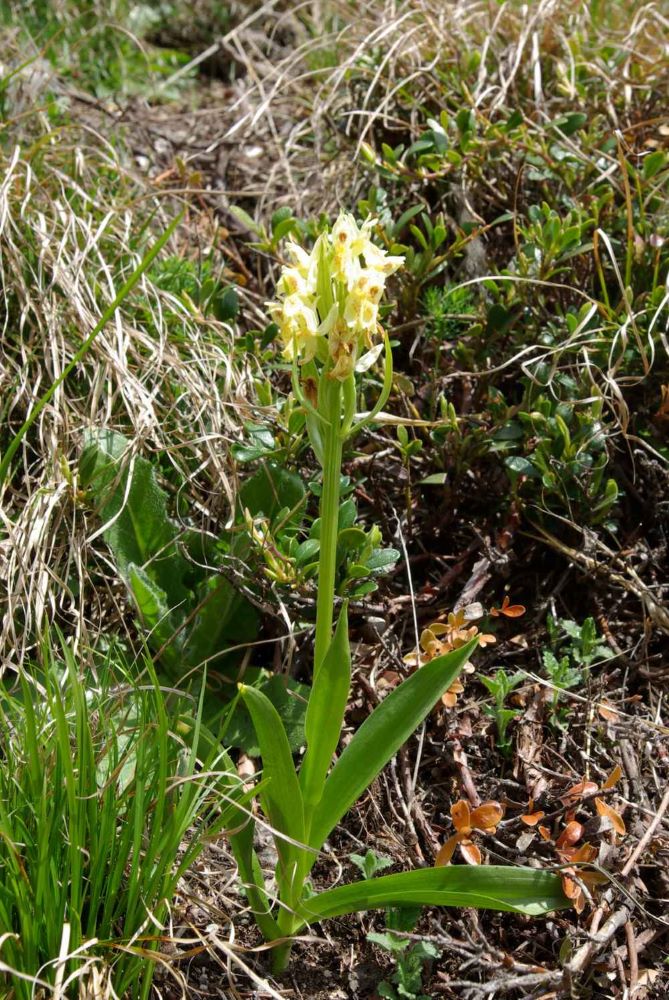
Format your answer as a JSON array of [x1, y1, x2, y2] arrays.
[[0, 54, 257, 668]]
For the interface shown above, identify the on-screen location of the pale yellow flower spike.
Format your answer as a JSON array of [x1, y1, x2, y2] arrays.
[[270, 211, 404, 379]]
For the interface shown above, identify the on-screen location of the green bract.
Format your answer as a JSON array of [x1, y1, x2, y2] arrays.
[[228, 214, 569, 972]]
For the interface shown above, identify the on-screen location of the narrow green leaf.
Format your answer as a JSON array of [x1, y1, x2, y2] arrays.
[[221, 740, 281, 942], [239, 685, 305, 873], [392, 204, 425, 238], [127, 565, 182, 670], [299, 866, 569, 923], [300, 604, 351, 811], [228, 204, 263, 237], [309, 639, 478, 851]]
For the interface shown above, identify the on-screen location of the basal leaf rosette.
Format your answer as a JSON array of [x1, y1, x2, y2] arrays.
[[269, 214, 404, 381]]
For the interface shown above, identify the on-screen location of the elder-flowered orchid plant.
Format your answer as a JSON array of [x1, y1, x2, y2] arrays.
[[227, 214, 569, 973]]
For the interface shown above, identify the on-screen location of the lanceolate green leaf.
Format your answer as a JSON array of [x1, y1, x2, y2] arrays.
[[298, 866, 569, 924], [239, 685, 305, 875], [300, 604, 351, 813], [80, 429, 191, 611], [308, 639, 479, 852], [223, 764, 281, 943], [127, 565, 182, 672]]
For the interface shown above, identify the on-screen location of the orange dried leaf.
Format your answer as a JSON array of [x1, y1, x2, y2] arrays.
[[561, 863, 607, 913], [556, 821, 583, 850], [602, 764, 623, 790], [471, 801, 504, 832], [595, 798, 626, 835], [568, 842, 598, 864], [521, 811, 546, 827], [451, 800, 471, 833], [477, 633, 497, 647], [435, 833, 461, 867], [598, 701, 619, 722], [561, 874, 586, 913], [459, 840, 482, 865], [561, 780, 598, 805], [561, 873, 582, 901], [490, 596, 526, 618], [443, 680, 465, 704]]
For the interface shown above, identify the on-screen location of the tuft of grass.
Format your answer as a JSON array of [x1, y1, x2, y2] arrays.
[[0, 635, 245, 1000]]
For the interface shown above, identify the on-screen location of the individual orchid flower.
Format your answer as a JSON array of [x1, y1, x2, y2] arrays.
[[362, 238, 405, 275], [275, 293, 322, 362], [331, 213, 366, 284]]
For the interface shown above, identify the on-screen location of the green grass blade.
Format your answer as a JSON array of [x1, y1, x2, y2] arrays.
[[239, 684, 305, 877], [309, 639, 478, 852], [299, 866, 569, 923], [300, 604, 351, 813]]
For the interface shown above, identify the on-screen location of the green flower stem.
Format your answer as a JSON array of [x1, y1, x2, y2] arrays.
[[313, 375, 343, 672], [271, 936, 293, 974]]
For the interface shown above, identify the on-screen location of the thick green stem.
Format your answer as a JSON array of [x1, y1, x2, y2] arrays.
[[271, 938, 293, 974], [313, 377, 343, 672]]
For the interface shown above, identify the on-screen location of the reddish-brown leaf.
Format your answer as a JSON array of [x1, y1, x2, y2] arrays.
[[561, 780, 598, 805], [595, 798, 626, 835], [459, 840, 482, 865], [520, 810, 546, 827], [471, 801, 504, 833], [451, 799, 471, 833], [556, 821, 583, 850]]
